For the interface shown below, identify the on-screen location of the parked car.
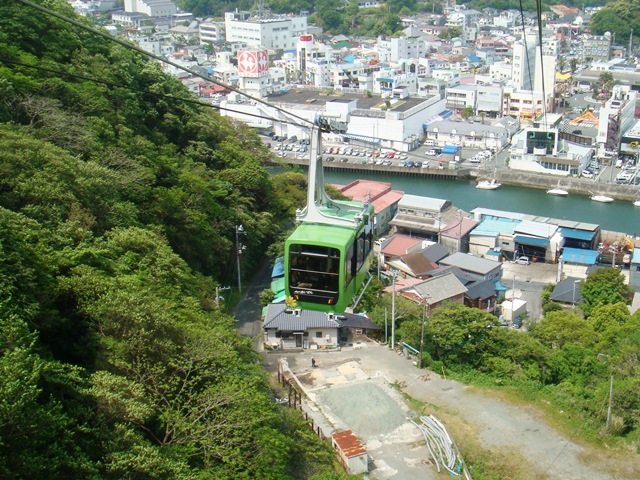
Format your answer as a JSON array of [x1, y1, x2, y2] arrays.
[[581, 170, 594, 179], [399, 152, 408, 160], [406, 161, 414, 167], [421, 160, 430, 168], [424, 139, 435, 146], [386, 151, 396, 159], [426, 149, 437, 156], [515, 256, 530, 265]]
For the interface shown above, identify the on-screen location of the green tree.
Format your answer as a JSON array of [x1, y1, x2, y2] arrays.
[[530, 310, 594, 349], [460, 106, 475, 119], [580, 268, 631, 318], [426, 304, 500, 365], [589, 0, 640, 45]]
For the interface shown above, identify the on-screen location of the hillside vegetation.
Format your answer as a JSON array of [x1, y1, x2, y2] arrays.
[[0, 1, 340, 478]]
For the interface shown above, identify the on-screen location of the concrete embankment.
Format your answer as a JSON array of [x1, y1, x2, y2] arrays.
[[274, 157, 639, 202]]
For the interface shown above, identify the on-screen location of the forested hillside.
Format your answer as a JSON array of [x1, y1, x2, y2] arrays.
[[0, 1, 336, 478]]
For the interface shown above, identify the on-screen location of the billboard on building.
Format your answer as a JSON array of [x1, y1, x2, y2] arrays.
[[238, 50, 269, 78]]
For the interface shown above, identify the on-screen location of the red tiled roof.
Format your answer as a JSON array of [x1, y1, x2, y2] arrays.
[[381, 234, 422, 257], [333, 179, 404, 214]]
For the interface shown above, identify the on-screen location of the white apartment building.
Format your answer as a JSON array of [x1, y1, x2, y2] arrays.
[[596, 85, 637, 158], [476, 85, 503, 116], [511, 41, 536, 90], [224, 11, 307, 50], [446, 84, 476, 111], [376, 36, 428, 64], [199, 20, 225, 45], [432, 69, 461, 88], [124, 0, 176, 16]]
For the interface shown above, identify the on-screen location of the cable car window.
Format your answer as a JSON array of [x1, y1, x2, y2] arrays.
[[289, 244, 340, 294]]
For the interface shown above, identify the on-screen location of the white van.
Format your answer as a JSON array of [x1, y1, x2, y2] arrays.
[[424, 139, 435, 146]]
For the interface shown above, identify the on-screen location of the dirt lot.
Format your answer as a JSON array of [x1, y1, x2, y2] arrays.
[[265, 343, 640, 480]]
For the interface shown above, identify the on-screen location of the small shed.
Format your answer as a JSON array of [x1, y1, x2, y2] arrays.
[[501, 298, 527, 322], [332, 430, 368, 474]]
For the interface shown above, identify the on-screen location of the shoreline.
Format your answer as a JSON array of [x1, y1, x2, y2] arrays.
[[275, 157, 640, 202]]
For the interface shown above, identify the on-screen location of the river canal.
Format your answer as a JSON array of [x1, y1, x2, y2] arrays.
[[324, 170, 640, 235]]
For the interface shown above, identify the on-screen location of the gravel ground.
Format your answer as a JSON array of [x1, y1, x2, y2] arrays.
[[268, 343, 640, 480]]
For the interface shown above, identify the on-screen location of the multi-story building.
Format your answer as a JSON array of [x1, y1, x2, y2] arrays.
[[596, 84, 637, 158], [509, 114, 594, 175], [224, 11, 308, 50], [432, 69, 461, 88], [124, 0, 177, 16], [583, 32, 611, 63], [377, 35, 428, 64], [503, 87, 546, 118], [199, 19, 225, 45], [511, 41, 536, 90], [445, 84, 476, 111], [476, 85, 503, 117]]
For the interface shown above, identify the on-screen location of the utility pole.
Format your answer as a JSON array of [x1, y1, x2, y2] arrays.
[[391, 271, 397, 350], [235, 225, 246, 293], [419, 300, 429, 369], [606, 374, 614, 429]]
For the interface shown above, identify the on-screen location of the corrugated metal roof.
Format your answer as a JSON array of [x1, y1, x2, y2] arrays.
[[514, 220, 558, 238], [399, 194, 449, 212], [561, 247, 598, 265], [514, 235, 549, 246], [560, 228, 596, 241], [439, 252, 502, 275], [470, 217, 519, 236], [333, 430, 367, 458]]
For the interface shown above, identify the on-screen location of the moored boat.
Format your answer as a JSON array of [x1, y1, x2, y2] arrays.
[[476, 179, 501, 190], [546, 187, 569, 196], [633, 200, 640, 207], [590, 194, 614, 203]]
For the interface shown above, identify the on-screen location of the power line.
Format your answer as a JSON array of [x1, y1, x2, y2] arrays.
[[15, 0, 315, 130]]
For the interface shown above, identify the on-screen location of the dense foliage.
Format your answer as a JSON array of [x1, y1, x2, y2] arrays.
[[0, 1, 339, 478], [589, 0, 640, 45], [369, 269, 640, 440]]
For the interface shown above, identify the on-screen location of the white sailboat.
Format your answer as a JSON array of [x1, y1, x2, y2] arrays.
[[590, 194, 614, 203], [546, 182, 568, 196]]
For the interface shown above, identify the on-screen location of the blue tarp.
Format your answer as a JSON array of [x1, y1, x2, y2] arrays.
[[560, 228, 596, 242], [442, 145, 460, 154], [514, 235, 549, 246], [439, 110, 453, 119], [494, 281, 508, 291], [271, 257, 284, 278], [561, 247, 598, 265], [486, 248, 501, 256]]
